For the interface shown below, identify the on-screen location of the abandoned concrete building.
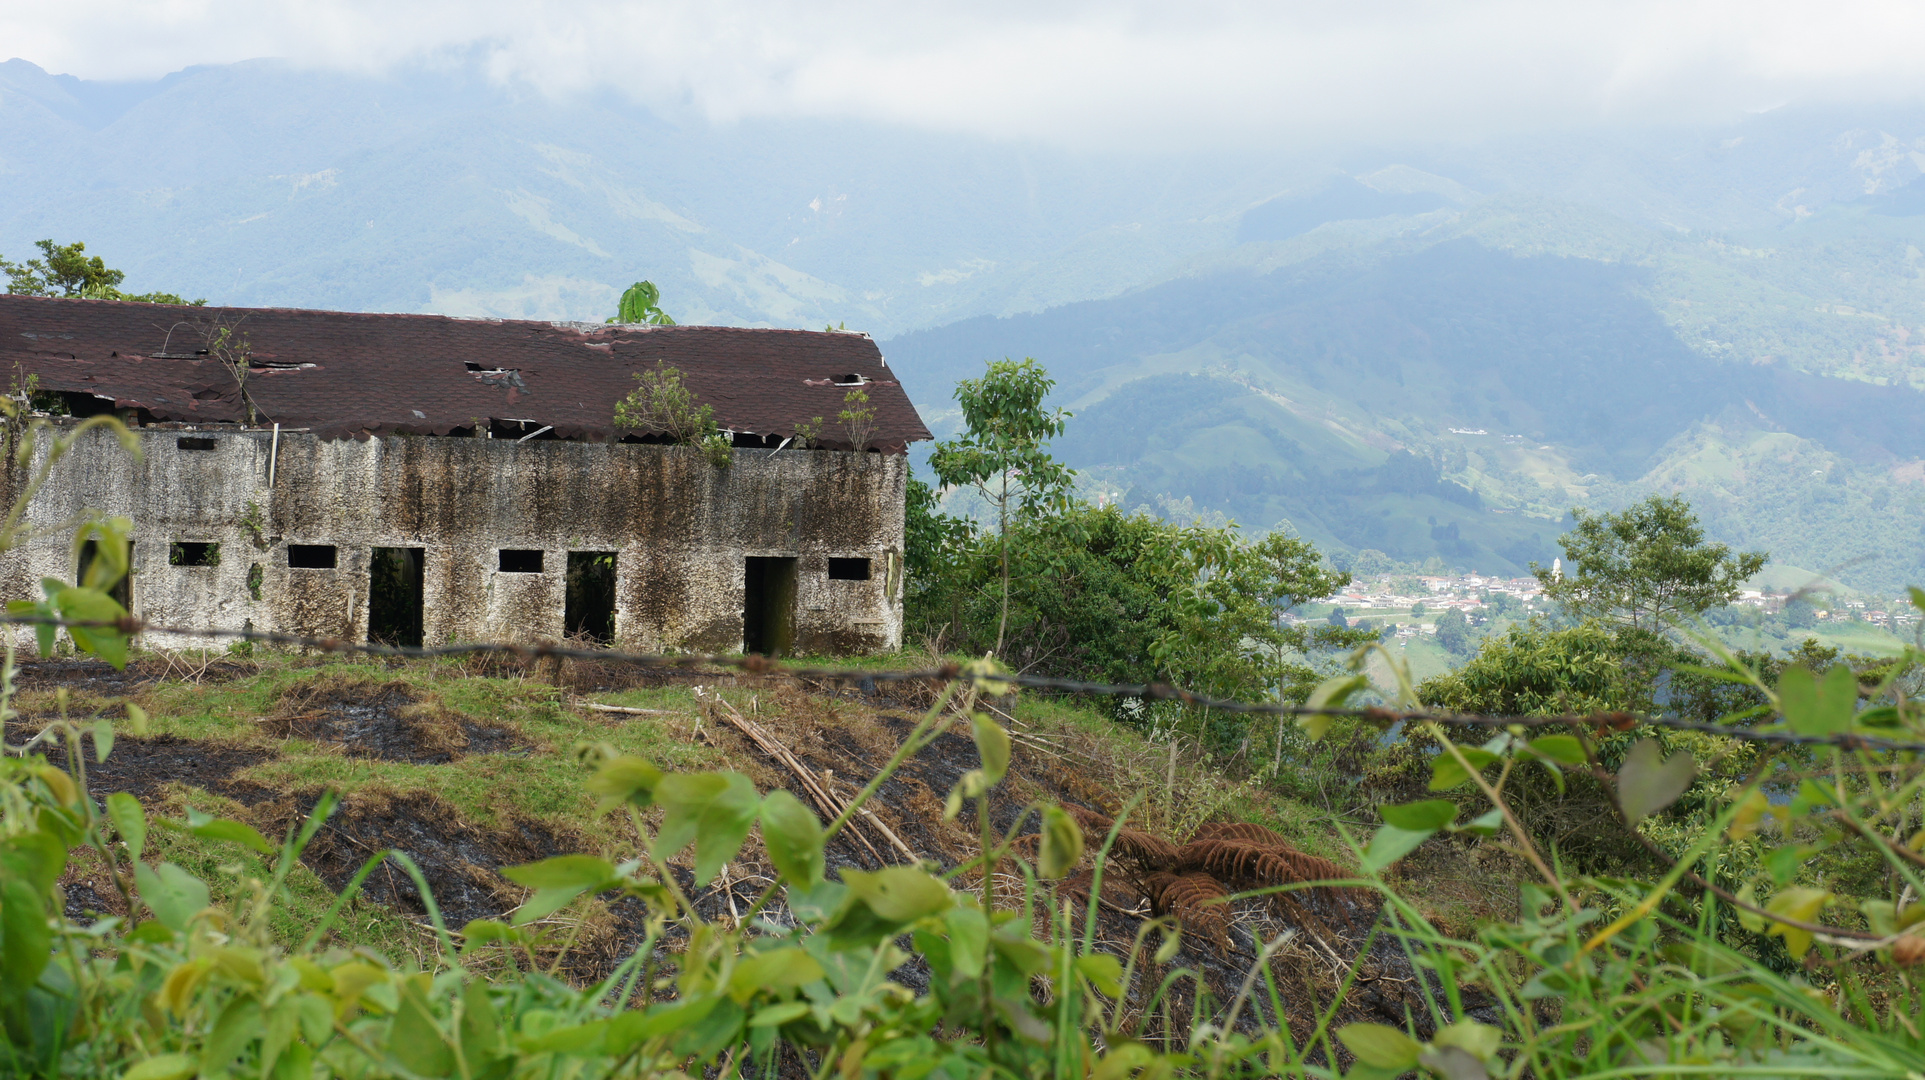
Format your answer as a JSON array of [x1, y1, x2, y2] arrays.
[[0, 294, 931, 655]]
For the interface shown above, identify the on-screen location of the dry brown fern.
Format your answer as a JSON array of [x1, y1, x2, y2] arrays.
[[1066, 804, 1179, 868], [1141, 870, 1231, 947], [1172, 839, 1356, 897], [1188, 821, 1292, 848]]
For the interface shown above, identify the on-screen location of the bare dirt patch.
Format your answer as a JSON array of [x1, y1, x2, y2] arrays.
[[263, 677, 526, 763]]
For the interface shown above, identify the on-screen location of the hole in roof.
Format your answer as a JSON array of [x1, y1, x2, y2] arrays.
[[833, 373, 868, 386]]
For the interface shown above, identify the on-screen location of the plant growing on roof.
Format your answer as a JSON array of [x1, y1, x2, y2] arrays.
[[614, 362, 727, 463], [839, 386, 876, 451], [606, 280, 676, 325], [792, 416, 824, 449], [198, 315, 261, 425]]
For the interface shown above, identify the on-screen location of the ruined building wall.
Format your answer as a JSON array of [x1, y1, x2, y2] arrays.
[[0, 425, 907, 655]]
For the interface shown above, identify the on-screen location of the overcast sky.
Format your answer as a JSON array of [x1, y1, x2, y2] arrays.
[[8, 1, 1925, 148]]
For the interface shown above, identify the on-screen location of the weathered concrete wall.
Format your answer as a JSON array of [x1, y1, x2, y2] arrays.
[[0, 425, 907, 654]]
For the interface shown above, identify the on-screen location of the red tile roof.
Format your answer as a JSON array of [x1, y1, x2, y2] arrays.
[[0, 295, 931, 450]]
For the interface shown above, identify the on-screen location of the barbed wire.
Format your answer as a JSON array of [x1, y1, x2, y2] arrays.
[[4, 614, 1923, 754]]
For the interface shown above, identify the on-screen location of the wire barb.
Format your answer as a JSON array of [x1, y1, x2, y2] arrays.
[[1, 613, 1918, 753]]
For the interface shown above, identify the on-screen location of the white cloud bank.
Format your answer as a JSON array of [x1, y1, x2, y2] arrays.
[[8, 1, 1925, 147]]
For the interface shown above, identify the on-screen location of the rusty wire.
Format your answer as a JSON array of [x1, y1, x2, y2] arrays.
[[3, 613, 1922, 754]]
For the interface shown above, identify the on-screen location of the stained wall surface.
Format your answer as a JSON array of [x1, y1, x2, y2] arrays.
[[0, 425, 907, 654]]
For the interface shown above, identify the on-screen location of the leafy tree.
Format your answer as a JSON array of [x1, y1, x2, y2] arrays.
[[2, 239, 201, 304], [1434, 607, 1472, 656], [613, 363, 729, 464], [1783, 597, 1818, 629], [928, 358, 1075, 656], [1327, 607, 1348, 628], [1535, 494, 1767, 634], [1421, 622, 1624, 716], [607, 280, 676, 325]]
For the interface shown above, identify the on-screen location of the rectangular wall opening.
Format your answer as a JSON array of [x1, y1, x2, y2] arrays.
[[565, 552, 617, 645], [743, 557, 797, 657], [176, 437, 217, 451], [78, 539, 132, 610], [288, 544, 337, 569], [169, 541, 219, 568], [828, 557, 871, 581], [498, 549, 544, 573], [368, 547, 425, 648]]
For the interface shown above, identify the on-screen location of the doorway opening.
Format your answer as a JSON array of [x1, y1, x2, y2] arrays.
[[78, 539, 133, 611], [368, 547, 425, 648], [743, 556, 797, 656], [565, 552, 617, 645]]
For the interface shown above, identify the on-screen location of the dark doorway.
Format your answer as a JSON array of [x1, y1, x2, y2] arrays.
[[565, 552, 617, 644], [368, 547, 425, 648], [78, 539, 133, 610], [743, 557, 797, 657]]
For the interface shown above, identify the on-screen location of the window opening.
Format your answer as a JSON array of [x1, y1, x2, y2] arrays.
[[368, 547, 425, 648], [743, 557, 797, 657], [177, 437, 216, 451], [565, 552, 618, 645], [828, 557, 871, 581], [78, 539, 132, 610], [499, 549, 544, 573], [288, 544, 338, 569], [170, 541, 219, 567]]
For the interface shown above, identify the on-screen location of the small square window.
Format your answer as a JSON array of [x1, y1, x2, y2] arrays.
[[177, 437, 216, 451], [170, 541, 219, 567], [499, 549, 544, 573], [828, 557, 870, 581], [288, 544, 337, 569]]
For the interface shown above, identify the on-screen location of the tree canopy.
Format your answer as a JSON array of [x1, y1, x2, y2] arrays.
[[2, 240, 201, 305], [608, 280, 676, 325], [1535, 494, 1766, 633]]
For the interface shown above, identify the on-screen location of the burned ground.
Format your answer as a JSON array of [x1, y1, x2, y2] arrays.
[[20, 655, 1491, 1044]]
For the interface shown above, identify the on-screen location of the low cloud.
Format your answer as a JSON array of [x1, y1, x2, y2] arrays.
[[8, 1, 1925, 148]]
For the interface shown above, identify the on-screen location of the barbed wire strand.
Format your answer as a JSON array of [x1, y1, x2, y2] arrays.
[[4, 614, 1921, 754]]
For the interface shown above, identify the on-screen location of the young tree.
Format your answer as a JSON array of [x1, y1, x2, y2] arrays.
[[1434, 607, 1472, 656], [608, 280, 676, 325], [2, 239, 201, 304], [1534, 494, 1766, 634], [928, 358, 1075, 656]]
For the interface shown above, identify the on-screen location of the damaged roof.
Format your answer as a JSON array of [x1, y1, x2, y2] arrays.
[[0, 295, 932, 450]]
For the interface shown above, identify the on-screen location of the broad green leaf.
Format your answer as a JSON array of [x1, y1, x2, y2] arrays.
[[1076, 953, 1124, 997], [1420, 1046, 1492, 1080], [202, 996, 267, 1079], [125, 703, 149, 736], [1301, 673, 1368, 740], [1735, 881, 1765, 933], [1039, 803, 1083, 879], [726, 946, 825, 1004], [0, 877, 52, 1006], [458, 981, 502, 1067], [759, 790, 825, 887], [1765, 886, 1833, 958], [1615, 739, 1695, 822], [1911, 586, 1925, 614], [512, 887, 592, 926], [501, 855, 616, 891], [841, 866, 954, 922], [972, 712, 1011, 783], [654, 771, 760, 886], [586, 755, 663, 814], [1336, 1022, 1422, 1070], [107, 792, 147, 861], [122, 1054, 198, 1080], [1433, 1020, 1502, 1061], [1454, 809, 1504, 837], [55, 585, 129, 669], [459, 919, 524, 949], [94, 718, 114, 762], [7, 598, 56, 657], [1778, 664, 1856, 736], [1380, 799, 1457, 831], [1429, 747, 1497, 791], [191, 816, 274, 855], [945, 906, 989, 978], [1526, 734, 1585, 765], [1362, 825, 1432, 874], [748, 1002, 812, 1028], [134, 862, 210, 933], [943, 769, 990, 820]]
